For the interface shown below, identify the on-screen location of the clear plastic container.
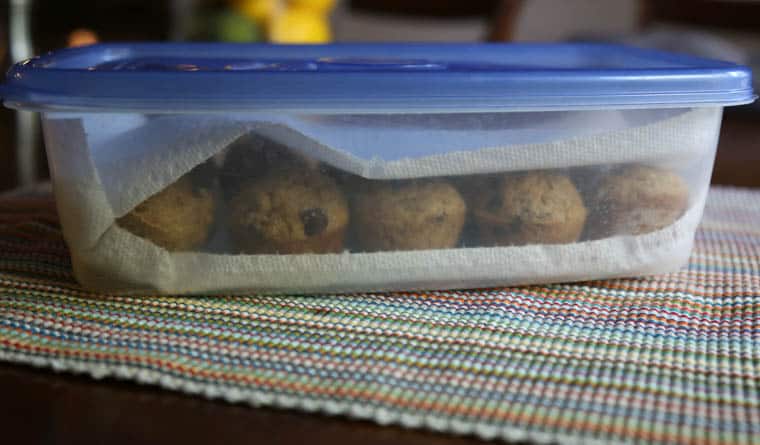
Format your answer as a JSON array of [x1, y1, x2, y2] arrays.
[[1, 43, 755, 294]]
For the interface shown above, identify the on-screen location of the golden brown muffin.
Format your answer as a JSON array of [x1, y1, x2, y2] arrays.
[[220, 133, 309, 198], [117, 169, 216, 251], [471, 171, 587, 246], [352, 180, 466, 252], [585, 164, 689, 239], [228, 169, 349, 254]]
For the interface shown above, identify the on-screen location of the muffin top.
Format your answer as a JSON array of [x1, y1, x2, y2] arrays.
[[229, 169, 349, 244]]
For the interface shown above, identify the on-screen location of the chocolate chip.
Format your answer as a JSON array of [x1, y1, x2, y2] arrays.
[[300, 208, 328, 237]]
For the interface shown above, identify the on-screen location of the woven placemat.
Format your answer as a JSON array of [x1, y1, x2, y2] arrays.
[[0, 187, 758, 445]]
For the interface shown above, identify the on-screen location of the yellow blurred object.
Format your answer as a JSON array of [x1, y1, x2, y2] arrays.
[[235, 0, 282, 23], [68, 29, 99, 47], [269, 8, 331, 43], [287, 0, 336, 13]]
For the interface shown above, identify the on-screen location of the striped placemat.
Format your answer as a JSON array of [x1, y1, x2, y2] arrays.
[[0, 187, 758, 445]]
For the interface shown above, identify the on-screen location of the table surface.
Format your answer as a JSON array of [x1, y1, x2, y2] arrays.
[[0, 362, 497, 445], [0, 110, 758, 445]]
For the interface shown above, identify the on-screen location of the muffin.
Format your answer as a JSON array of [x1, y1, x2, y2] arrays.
[[228, 169, 349, 254], [352, 180, 466, 252], [220, 133, 307, 198], [471, 171, 587, 246], [117, 164, 216, 251], [585, 164, 689, 239]]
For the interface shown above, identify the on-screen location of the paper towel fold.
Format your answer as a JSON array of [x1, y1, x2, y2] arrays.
[[42, 106, 721, 294]]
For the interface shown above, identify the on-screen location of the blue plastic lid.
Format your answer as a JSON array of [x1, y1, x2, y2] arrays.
[[1, 42, 755, 112]]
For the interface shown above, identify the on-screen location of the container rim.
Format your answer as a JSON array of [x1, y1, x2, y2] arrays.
[[1, 42, 755, 112]]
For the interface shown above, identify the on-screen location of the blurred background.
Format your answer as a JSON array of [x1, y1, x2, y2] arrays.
[[0, 0, 758, 192]]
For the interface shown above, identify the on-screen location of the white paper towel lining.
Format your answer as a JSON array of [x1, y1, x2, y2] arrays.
[[43, 107, 721, 294]]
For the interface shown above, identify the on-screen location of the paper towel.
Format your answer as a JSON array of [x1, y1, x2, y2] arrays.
[[41, 106, 722, 294]]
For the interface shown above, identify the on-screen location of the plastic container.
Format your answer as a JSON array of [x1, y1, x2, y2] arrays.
[[1, 43, 754, 294]]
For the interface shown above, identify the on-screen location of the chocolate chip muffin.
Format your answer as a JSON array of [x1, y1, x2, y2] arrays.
[[352, 179, 466, 252], [585, 164, 689, 239], [220, 133, 308, 198], [471, 171, 587, 246], [117, 164, 216, 251], [228, 169, 349, 254]]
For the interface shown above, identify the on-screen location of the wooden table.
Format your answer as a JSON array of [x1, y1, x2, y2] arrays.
[[0, 362, 496, 445]]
